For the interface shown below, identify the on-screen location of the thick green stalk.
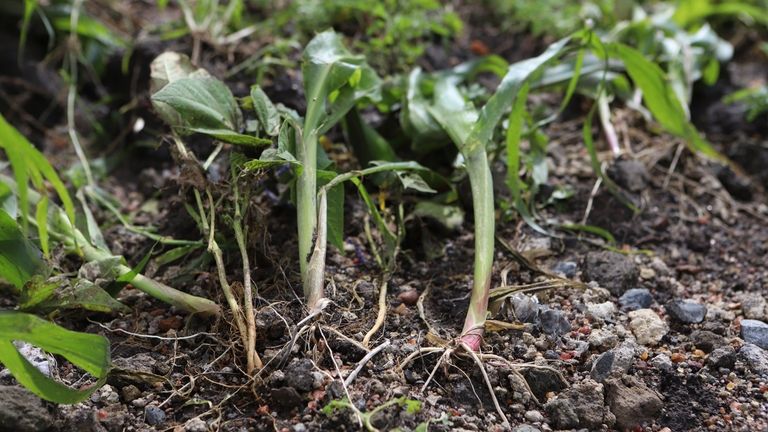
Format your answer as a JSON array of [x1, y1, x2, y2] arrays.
[[53, 209, 221, 316], [297, 128, 317, 285], [459, 145, 495, 351]]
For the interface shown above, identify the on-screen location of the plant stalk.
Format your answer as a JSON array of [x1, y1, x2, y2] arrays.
[[459, 146, 495, 351], [297, 128, 317, 293]]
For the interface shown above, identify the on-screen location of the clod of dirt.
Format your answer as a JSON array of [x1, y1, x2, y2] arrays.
[[689, 330, 728, 353], [397, 288, 419, 305], [99, 404, 128, 432], [707, 346, 737, 370], [183, 417, 208, 432], [740, 319, 768, 349], [120, 385, 141, 403], [628, 308, 668, 346], [585, 301, 617, 322], [590, 341, 636, 382], [0, 385, 54, 432], [608, 159, 650, 193], [551, 261, 577, 278], [520, 367, 567, 401], [587, 329, 619, 351], [512, 425, 541, 432], [716, 166, 753, 201], [604, 375, 663, 430], [666, 299, 707, 324], [618, 288, 654, 311], [284, 358, 323, 392], [582, 251, 639, 296], [269, 387, 304, 414], [544, 380, 615, 429], [650, 353, 675, 373], [739, 344, 768, 375], [256, 308, 290, 340]]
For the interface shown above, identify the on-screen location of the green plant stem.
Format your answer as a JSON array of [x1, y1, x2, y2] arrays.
[[296, 128, 317, 289], [199, 189, 248, 345], [51, 205, 220, 316], [233, 182, 262, 372], [459, 146, 495, 351], [304, 186, 327, 312]]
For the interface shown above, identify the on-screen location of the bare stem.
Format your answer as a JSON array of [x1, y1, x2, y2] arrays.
[[233, 182, 262, 372], [304, 187, 327, 312], [459, 146, 495, 351]]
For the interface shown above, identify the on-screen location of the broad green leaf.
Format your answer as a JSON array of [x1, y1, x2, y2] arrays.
[[401, 68, 451, 154], [149, 51, 206, 94], [343, 108, 398, 166], [244, 148, 302, 172], [250, 86, 281, 136], [0, 209, 46, 291], [302, 30, 381, 137], [0, 311, 110, 403], [30, 278, 128, 314], [18, 275, 56, 310], [152, 77, 243, 132], [412, 201, 464, 231]]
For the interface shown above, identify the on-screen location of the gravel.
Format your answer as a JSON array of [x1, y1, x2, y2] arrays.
[[628, 308, 668, 346], [618, 288, 654, 311], [666, 300, 707, 324], [740, 319, 768, 349]]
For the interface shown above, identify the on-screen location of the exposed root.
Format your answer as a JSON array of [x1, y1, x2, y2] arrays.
[[362, 278, 388, 348], [344, 339, 390, 387], [460, 343, 510, 427]]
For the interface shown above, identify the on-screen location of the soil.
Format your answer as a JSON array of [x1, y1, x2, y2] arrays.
[[1, 2, 767, 432]]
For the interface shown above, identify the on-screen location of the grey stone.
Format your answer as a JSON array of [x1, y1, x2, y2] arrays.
[[650, 354, 674, 373], [520, 367, 567, 401], [604, 376, 663, 430], [739, 344, 768, 375], [552, 261, 577, 278], [628, 309, 668, 346], [583, 251, 639, 296], [545, 380, 615, 429], [707, 346, 736, 370], [590, 342, 635, 382], [144, 405, 166, 426], [586, 301, 617, 321], [524, 410, 544, 423], [619, 288, 654, 311], [539, 308, 571, 336], [512, 426, 541, 432], [690, 330, 728, 353], [666, 300, 707, 324], [741, 319, 768, 349], [184, 417, 208, 432], [0, 386, 54, 432], [511, 294, 540, 323], [742, 293, 767, 321], [588, 328, 619, 351]]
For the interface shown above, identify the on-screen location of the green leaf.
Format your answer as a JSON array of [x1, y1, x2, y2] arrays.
[[412, 201, 464, 231], [0, 114, 75, 235], [318, 170, 344, 251], [0, 311, 110, 404], [33, 278, 128, 314], [35, 196, 49, 257], [343, 108, 398, 166], [152, 77, 243, 131], [154, 244, 203, 267], [302, 30, 381, 137], [0, 209, 46, 291], [250, 85, 281, 136], [243, 148, 302, 172], [116, 244, 156, 283]]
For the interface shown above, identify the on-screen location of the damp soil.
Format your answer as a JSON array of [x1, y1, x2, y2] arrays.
[[1, 3, 767, 432]]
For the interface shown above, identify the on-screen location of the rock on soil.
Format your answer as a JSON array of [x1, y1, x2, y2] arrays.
[[666, 299, 707, 324], [285, 358, 323, 392], [582, 251, 639, 296], [618, 288, 654, 311], [690, 330, 728, 353], [628, 308, 668, 346], [739, 344, 768, 375], [520, 367, 567, 401], [545, 380, 615, 429], [590, 341, 636, 382], [0, 385, 54, 432], [742, 293, 768, 321], [608, 159, 649, 192], [144, 405, 166, 426], [604, 376, 663, 429], [740, 319, 768, 349], [538, 308, 571, 336], [707, 346, 737, 370]]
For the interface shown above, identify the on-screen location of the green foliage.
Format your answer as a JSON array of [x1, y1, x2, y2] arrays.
[[726, 86, 768, 121], [150, 52, 270, 147], [0, 209, 47, 291], [0, 114, 75, 253], [291, 0, 462, 72], [322, 396, 422, 432], [0, 311, 110, 404]]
